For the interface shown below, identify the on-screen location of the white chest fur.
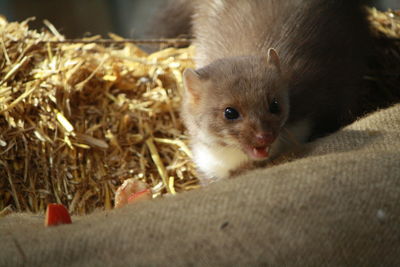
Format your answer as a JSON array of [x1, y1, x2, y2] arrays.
[[192, 142, 250, 182], [191, 119, 312, 183]]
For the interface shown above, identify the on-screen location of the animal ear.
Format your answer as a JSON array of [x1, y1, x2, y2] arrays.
[[267, 48, 281, 73], [183, 68, 202, 103]]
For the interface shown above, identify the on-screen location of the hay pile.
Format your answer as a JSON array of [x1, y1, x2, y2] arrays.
[[1, 8, 400, 215], [365, 8, 400, 111], [369, 8, 400, 38], [0, 17, 197, 215]]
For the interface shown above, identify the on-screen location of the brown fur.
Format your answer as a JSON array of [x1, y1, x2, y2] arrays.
[[193, 0, 371, 134], [179, 0, 372, 181], [148, 0, 194, 39], [182, 56, 288, 148]]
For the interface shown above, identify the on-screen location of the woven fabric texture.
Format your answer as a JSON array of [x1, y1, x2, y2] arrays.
[[1, 104, 400, 266]]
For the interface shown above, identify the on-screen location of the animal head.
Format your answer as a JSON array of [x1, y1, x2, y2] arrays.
[[182, 49, 289, 160]]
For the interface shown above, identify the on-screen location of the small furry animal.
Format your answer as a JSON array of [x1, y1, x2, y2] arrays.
[[158, 0, 372, 184]]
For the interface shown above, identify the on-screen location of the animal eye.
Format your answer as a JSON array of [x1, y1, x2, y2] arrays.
[[269, 99, 280, 114], [224, 107, 240, 120]]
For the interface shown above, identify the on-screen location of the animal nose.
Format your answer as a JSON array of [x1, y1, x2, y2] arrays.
[[255, 132, 275, 146]]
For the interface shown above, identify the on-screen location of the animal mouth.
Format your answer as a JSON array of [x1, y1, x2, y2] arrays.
[[245, 146, 270, 160]]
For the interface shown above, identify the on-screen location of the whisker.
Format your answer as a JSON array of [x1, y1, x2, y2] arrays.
[[278, 136, 292, 145], [282, 127, 302, 147]]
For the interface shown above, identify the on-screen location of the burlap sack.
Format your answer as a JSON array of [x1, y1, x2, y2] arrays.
[[1, 104, 399, 267]]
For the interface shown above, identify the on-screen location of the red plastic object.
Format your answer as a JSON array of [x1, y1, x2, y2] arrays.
[[45, 203, 72, 227]]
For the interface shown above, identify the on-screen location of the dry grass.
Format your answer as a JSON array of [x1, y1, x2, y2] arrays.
[[0, 16, 197, 215], [365, 8, 400, 110]]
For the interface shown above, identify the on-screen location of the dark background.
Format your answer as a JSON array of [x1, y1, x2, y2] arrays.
[[0, 0, 399, 39]]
